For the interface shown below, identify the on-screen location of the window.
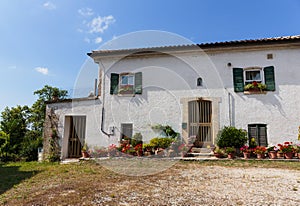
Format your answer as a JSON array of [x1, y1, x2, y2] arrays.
[[248, 124, 267, 146], [120, 123, 133, 141], [233, 66, 275, 92], [244, 69, 262, 84], [110, 72, 142, 95], [120, 74, 134, 86]]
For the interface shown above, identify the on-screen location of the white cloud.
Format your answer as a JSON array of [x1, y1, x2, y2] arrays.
[[84, 37, 91, 43], [78, 8, 94, 17], [95, 37, 103, 44], [43, 1, 56, 10], [88, 15, 115, 34], [35, 67, 49, 75]]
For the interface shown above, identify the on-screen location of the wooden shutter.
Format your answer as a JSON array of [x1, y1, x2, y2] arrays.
[[134, 72, 142, 94], [264, 66, 275, 91], [248, 124, 267, 147], [232, 68, 244, 92], [110, 73, 119, 94]]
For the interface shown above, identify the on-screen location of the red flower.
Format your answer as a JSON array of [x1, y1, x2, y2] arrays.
[[252, 81, 258, 86]]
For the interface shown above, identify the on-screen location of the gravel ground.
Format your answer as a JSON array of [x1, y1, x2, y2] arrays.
[[92, 163, 300, 206]]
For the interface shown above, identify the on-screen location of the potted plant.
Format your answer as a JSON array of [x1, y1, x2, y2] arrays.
[[108, 144, 118, 157], [213, 147, 226, 158], [240, 145, 251, 159], [81, 143, 90, 158], [278, 142, 294, 159], [134, 143, 143, 156], [253, 146, 266, 159], [225, 147, 236, 159], [178, 143, 188, 157], [267, 146, 278, 159], [244, 81, 267, 92]]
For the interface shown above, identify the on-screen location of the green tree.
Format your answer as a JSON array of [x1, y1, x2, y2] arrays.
[[0, 105, 30, 160], [0, 131, 10, 161], [30, 85, 68, 132]]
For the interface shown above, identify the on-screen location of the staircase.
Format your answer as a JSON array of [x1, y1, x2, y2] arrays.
[[186, 147, 214, 158]]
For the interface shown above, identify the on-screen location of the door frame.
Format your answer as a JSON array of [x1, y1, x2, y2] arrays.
[[63, 115, 87, 158], [181, 97, 220, 147]]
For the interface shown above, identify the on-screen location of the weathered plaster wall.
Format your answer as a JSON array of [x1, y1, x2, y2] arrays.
[[45, 98, 103, 160], [98, 46, 300, 146]]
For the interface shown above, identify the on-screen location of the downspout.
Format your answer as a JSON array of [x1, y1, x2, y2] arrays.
[[226, 88, 232, 126], [98, 59, 111, 137]]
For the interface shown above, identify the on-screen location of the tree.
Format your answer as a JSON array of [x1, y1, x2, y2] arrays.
[[0, 105, 30, 160], [30, 85, 68, 132]]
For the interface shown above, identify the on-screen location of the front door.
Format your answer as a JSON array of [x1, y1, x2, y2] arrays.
[[67, 116, 86, 158], [188, 100, 212, 147]]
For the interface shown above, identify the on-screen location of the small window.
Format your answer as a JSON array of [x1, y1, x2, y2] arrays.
[[248, 124, 267, 146], [197, 77, 203, 86], [120, 123, 133, 141]]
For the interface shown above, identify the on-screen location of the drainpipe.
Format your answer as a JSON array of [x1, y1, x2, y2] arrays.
[[226, 88, 232, 126], [98, 60, 112, 137]]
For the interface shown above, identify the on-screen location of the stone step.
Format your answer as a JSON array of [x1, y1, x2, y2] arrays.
[[190, 147, 213, 153], [187, 152, 214, 158]]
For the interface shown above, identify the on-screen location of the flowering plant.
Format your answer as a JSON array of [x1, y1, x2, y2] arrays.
[[240, 145, 251, 153], [244, 81, 267, 91], [266, 146, 278, 152], [253, 146, 267, 154], [225, 147, 235, 154], [108, 144, 117, 151], [134, 144, 143, 152], [178, 143, 188, 152], [278, 142, 294, 153]]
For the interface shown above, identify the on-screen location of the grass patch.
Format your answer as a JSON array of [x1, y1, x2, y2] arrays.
[[0, 159, 299, 205]]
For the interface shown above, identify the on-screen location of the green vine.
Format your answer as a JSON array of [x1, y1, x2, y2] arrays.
[[151, 124, 180, 139]]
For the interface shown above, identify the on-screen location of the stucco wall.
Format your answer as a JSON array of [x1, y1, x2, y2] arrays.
[[98, 46, 300, 146], [47, 45, 300, 158], [45, 98, 103, 160]]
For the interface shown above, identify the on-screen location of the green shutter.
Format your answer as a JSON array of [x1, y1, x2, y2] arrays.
[[110, 73, 119, 94], [232, 68, 244, 92], [264, 66, 275, 91], [134, 72, 142, 94]]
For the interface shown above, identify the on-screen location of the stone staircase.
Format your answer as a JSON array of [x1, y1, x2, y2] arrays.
[[186, 147, 214, 158]]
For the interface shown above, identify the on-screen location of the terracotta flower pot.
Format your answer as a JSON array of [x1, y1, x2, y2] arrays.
[[243, 152, 250, 159], [227, 153, 235, 159], [268, 151, 277, 159], [284, 152, 293, 159], [277, 152, 284, 158], [256, 153, 265, 159], [82, 151, 89, 158]]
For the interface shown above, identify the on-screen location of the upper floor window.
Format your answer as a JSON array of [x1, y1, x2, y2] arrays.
[[110, 72, 142, 95], [120, 74, 134, 86], [233, 66, 275, 93], [244, 68, 262, 84]]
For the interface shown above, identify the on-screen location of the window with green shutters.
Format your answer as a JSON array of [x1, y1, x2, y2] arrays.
[[110, 72, 142, 95], [232, 66, 275, 93], [248, 124, 268, 146]]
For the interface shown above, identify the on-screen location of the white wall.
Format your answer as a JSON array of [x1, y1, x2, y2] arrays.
[[98, 46, 300, 146]]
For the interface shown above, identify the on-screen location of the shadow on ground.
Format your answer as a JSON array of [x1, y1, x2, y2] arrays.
[[0, 163, 38, 195]]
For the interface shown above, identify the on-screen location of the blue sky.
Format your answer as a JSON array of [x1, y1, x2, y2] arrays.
[[1, 0, 300, 112]]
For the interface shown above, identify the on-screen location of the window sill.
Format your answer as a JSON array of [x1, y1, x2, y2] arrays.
[[244, 90, 267, 95]]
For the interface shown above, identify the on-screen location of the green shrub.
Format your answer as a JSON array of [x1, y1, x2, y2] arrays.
[[216, 126, 247, 148], [149, 137, 173, 149], [131, 133, 143, 147]]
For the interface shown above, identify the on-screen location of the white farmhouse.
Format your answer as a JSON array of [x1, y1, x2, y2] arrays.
[[43, 35, 300, 160]]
